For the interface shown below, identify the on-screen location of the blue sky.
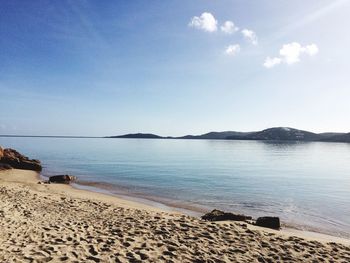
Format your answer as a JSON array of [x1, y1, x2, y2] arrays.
[[1, 0, 350, 136]]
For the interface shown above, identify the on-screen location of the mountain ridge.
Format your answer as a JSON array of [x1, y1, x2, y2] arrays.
[[107, 127, 350, 143]]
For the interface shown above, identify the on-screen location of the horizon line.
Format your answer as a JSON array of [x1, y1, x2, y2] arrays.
[[0, 135, 102, 139]]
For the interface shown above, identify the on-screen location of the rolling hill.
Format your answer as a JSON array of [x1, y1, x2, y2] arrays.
[[107, 127, 349, 143]]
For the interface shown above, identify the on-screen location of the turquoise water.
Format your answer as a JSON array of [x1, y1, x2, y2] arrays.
[[1, 137, 350, 238]]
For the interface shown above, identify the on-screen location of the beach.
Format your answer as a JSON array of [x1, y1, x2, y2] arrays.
[[3, 137, 350, 238], [0, 169, 349, 262]]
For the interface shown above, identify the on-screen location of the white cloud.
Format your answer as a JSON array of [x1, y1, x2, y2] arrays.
[[264, 42, 319, 68], [279, 42, 303, 64], [280, 42, 301, 64], [304, 44, 319, 56], [279, 42, 319, 64], [225, 44, 240, 56], [241, 29, 258, 45], [189, 12, 218, 32], [263, 57, 282, 68], [220, 21, 239, 34], [263, 42, 319, 68]]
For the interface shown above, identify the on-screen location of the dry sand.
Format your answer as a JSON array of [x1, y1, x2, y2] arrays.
[[0, 169, 349, 262]]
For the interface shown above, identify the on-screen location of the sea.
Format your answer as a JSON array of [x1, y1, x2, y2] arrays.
[[1, 137, 350, 238]]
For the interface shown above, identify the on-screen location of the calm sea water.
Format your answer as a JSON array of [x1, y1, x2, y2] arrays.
[[1, 137, 350, 238]]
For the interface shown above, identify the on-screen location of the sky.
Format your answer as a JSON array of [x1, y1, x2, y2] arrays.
[[1, 0, 350, 136]]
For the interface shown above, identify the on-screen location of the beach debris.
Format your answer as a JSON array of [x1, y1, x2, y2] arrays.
[[0, 147, 42, 171], [255, 216, 280, 229], [49, 175, 77, 184], [201, 209, 252, 222]]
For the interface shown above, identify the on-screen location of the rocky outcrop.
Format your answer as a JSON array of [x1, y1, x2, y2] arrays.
[[0, 146, 4, 159], [49, 175, 76, 184], [255, 217, 280, 229], [202, 210, 281, 230], [0, 147, 42, 171], [0, 163, 12, 171], [201, 209, 252, 222]]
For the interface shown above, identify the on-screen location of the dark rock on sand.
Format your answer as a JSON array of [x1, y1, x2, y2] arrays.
[[201, 209, 252, 222], [0, 163, 12, 170], [0, 147, 42, 171], [256, 217, 280, 229], [49, 175, 77, 184]]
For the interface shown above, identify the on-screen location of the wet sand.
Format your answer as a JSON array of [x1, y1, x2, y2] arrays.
[[1, 169, 349, 262]]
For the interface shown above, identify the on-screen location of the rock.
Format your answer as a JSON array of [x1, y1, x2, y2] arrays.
[[49, 175, 76, 184], [0, 163, 12, 171], [201, 209, 252, 222], [0, 148, 42, 171], [255, 217, 280, 229], [0, 146, 4, 159]]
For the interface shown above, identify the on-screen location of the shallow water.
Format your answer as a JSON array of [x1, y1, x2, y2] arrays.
[[1, 137, 350, 238]]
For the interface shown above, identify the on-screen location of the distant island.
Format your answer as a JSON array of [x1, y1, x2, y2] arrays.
[[2, 127, 350, 143], [107, 127, 350, 143]]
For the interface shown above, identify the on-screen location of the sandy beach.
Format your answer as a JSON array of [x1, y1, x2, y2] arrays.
[[0, 169, 349, 262]]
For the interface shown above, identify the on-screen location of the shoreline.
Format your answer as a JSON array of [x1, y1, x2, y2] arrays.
[[1, 169, 350, 262], [39, 173, 202, 216], [71, 182, 204, 217], [44, 173, 350, 241], [39, 170, 350, 245]]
